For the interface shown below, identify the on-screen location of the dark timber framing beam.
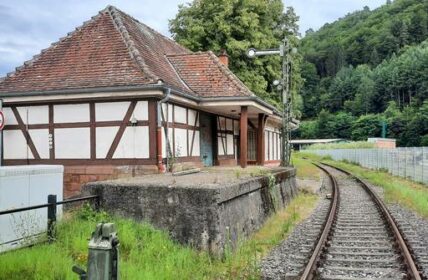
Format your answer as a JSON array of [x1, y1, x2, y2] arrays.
[[106, 101, 137, 159], [11, 106, 41, 160], [240, 106, 248, 168]]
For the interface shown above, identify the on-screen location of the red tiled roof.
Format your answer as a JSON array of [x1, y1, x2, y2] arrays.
[[167, 52, 253, 97], [0, 6, 254, 99]]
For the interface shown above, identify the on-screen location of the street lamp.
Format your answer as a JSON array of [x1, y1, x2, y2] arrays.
[[247, 38, 296, 167]]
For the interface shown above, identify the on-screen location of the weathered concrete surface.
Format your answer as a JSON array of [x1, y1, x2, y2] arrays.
[[82, 168, 297, 254]]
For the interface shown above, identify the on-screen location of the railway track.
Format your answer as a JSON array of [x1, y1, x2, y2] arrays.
[[300, 162, 422, 280]]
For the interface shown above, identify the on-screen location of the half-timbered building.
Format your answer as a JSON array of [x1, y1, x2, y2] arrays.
[[0, 6, 291, 197]]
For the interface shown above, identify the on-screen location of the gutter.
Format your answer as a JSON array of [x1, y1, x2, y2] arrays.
[[0, 83, 286, 118], [157, 88, 171, 173]]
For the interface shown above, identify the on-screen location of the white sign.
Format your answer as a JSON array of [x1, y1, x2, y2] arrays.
[[0, 111, 4, 131]]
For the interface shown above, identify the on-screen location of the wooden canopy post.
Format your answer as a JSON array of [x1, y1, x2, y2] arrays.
[[240, 106, 248, 168]]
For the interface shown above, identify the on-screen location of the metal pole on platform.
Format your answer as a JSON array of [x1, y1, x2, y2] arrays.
[[247, 38, 296, 166]]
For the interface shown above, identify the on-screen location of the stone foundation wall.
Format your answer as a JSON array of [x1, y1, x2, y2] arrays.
[[64, 165, 158, 198], [82, 168, 297, 254]]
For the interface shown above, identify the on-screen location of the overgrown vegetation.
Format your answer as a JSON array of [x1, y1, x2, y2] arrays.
[[298, 152, 428, 217], [0, 194, 318, 279], [291, 155, 321, 180], [296, 0, 428, 146]]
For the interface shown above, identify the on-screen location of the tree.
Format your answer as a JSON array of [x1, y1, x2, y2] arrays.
[[369, 48, 381, 66], [169, 0, 303, 110], [300, 61, 320, 118], [351, 114, 384, 140], [305, 28, 315, 36], [409, 10, 428, 44]]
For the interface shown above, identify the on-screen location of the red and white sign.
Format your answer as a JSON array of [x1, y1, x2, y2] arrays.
[[0, 111, 4, 131]]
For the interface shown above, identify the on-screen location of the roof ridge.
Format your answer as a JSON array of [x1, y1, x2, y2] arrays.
[[164, 54, 194, 93], [109, 6, 190, 54], [206, 51, 254, 97], [0, 10, 108, 80], [106, 6, 159, 83]]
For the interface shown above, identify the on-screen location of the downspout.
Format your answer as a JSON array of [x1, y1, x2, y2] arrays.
[[157, 88, 171, 172]]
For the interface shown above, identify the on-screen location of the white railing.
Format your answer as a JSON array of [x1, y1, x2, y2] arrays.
[[307, 147, 428, 185]]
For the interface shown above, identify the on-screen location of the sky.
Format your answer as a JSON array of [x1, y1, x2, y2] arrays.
[[0, 0, 386, 77]]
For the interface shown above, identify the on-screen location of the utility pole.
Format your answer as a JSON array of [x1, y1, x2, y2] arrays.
[[247, 38, 296, 166]]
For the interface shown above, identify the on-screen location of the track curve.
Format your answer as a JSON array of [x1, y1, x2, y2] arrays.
[[299, 162, 422, 280]]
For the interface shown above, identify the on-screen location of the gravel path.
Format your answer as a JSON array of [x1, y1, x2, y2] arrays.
[[261, 174, 331, 279]]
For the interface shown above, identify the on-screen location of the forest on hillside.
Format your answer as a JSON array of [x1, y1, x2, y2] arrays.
[[169, 0, 427, 147], [296, 0, 428, 146]]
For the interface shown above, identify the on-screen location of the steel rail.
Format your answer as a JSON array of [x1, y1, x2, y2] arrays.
[[299, 163, 339, 280], [320, 162, 422, 280]]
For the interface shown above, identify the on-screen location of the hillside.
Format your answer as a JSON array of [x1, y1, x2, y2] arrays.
[[302, 0, 428, 76], [296, 0, 428, 147]]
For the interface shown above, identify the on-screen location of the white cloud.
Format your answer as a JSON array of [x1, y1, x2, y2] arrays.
[[0, 0, 387, 76]]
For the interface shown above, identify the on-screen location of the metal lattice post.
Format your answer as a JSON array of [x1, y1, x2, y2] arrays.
[[281, 38, 292, 167]]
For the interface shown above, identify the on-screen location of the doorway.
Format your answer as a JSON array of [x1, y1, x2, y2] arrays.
[[199, 112, 214, 166]]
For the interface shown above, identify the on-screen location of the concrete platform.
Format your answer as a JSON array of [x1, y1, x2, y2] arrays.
[[83, 166, 297, 254]]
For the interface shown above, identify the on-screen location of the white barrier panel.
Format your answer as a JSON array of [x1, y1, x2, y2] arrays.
[[0, 165, 63, 252], [307, 147, 428, 185]]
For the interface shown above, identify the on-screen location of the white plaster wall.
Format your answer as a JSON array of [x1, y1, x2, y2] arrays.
[[55, 128, 90, 158], [188, 109, 198, 126], [174, 128, 188, 157], [54, 104, 89, 123], [133, 101, 148, 121], [188, 130, 200, 156], [161, 104, 173, 122], [265, 131, 269, 160], [3, 107, 17, 125], [218, 137, 225, 156], [174, 105, 187, 124], [4, 130, 32, 159], [218, 117, 226, 130], [29, 129, 49, 159], [226, 134, 234, 155], [95, 102, 130, 122], [113, 127, 149, 159], [226, 119, 233, 131], [270, 132, 274, 160], [161, 127, 174, 158], [162, 129, 166, 157], [234, 120, 239, 136], [96, 127, 119, 158], [17, 106, 48, 124]]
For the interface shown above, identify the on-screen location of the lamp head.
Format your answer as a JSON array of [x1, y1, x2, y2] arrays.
[[246, 48, 257, 58]]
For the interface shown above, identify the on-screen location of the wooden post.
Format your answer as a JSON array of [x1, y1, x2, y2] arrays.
[[47, 194, 57, 243], [240, 106, 248, 168], [257, 114, 266, 165]]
